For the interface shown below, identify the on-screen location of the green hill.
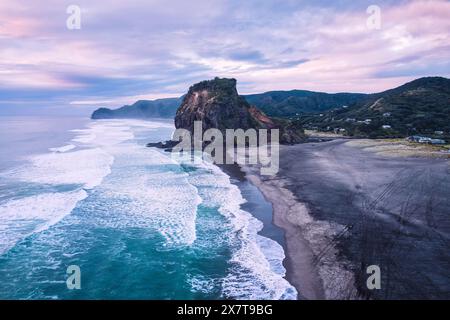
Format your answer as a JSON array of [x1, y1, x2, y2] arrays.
[[299, 77, 450, 140], [244, 90, 367, 117], [91, 97, 182, 119]]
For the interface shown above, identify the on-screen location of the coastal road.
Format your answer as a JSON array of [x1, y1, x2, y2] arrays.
[[278, 139, 450, 299]]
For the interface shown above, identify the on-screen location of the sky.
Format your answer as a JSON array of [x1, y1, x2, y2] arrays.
[[0, 0, 449, 114]]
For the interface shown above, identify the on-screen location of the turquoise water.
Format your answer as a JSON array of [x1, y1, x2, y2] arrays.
[[0, 117, 296, 299]]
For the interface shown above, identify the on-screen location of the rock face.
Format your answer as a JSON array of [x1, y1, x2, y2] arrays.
[[175, 78, 258, 132], [174, 77, 305, 144]]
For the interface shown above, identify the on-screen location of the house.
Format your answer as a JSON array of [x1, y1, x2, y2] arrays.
[[383, 112, 391, 117], [357, 119, 372, 125], [434, 131, 444, 135], [334, 128, 346, 134], [382, 125, 391, 129], [407, 136, 430, 143], [430, 139, 446, 145], [407, 136, 446, 145], [419, 137, 431, 143], [345, 118, 356, 122]]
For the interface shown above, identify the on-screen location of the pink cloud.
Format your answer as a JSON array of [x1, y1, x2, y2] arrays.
[[239, 0, 450, 93], [0, 0, 448, 101]]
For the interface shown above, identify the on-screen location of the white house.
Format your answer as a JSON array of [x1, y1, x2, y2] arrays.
[[407, 136, 446, 145]]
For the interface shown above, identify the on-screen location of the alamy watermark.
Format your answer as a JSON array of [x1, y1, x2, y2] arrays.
[[366, 265, 381, 290], [366, 5, 381, 30], [170, 121, 280, 176], [66, 265, 81, 290], [66, 5, 81, 30]]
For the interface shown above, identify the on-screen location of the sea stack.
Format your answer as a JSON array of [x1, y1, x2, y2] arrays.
[[174, 77, 305, 144]]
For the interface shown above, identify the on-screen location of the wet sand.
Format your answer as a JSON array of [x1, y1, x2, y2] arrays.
[[240, 139, 450, 299]]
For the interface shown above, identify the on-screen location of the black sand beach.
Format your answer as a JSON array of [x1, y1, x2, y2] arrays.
[[241, 139, 450, 299]]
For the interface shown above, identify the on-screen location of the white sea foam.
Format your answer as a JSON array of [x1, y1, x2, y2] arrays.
[[119, 119, 174, 130], [49, 144, 76, 153], [181, 158, 298, 300], [4, 121, 136, 189], [70, 121, 134, 146], [70, 119, 200, 245], [0, 190, 87, 254], [8, 148, 114, 189], [0, 120, 139, 253], [187, 275, 217, 294], [82, 142, 201, 246]]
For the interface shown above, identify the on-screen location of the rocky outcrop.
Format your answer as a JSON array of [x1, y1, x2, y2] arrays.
[[175, 78, 259, 132], [174, 77, 305, 144], [146, 140, 180, 152]]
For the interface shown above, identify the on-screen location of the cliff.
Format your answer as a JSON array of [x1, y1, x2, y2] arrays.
[[174, 77, 305, 144]]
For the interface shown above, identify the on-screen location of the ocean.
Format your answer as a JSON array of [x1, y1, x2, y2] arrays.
[[0, 115, 297, 299]]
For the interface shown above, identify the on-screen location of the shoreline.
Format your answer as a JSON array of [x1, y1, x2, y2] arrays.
[[218, 162, 356, 300], [217, 163, 297, 298], [215, 156, 358, 299], [218, 164, 287, 250], [248, 139, 450, 299], [238, 166, 326, 300], [154, 134, 450, 299], [237, 164, 358, 300]]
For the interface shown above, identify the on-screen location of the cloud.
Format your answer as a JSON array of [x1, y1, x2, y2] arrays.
[[0, 0, 449, 110], [227, 49, 265, 63]]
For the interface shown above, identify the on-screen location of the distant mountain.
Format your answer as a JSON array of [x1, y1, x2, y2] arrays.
[[91, 97, 182, 119], [244, 90, 368, 117], [91, 77, 450, 141], [175, 77, 306, 144], [299, 77, 450, 139], [91, 89, 368, 120]]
